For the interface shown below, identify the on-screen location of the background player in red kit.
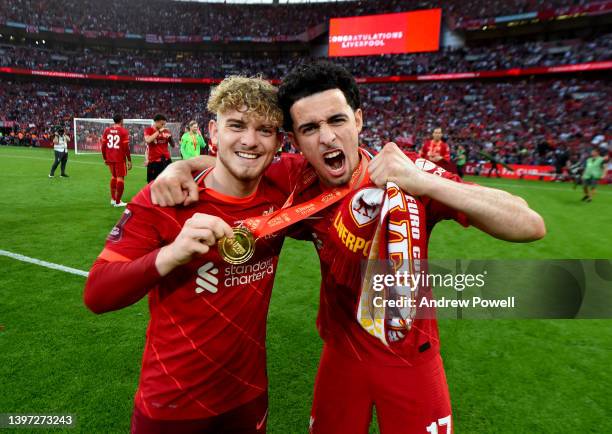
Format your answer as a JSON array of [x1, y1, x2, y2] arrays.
[[84, 76, 289, 433], [144, 113, 175, 182], [150, 62, 546, 434], [420, 127, 452, 172], [101, 114, 132, 207]]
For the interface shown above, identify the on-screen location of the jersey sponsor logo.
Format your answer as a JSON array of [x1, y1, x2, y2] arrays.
[[350, 187, 383, 227], [107, 209, 132, 242], [195, 258, 276, 294], [223, 257, 275, 288], [196, 261, 219, 293]]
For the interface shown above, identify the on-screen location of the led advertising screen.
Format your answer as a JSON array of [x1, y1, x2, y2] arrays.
[[328, 9, 442, 57]]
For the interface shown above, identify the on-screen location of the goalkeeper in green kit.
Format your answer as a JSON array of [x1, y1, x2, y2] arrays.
[[180, 120, 207, 159], [581, 147, 608, 202]]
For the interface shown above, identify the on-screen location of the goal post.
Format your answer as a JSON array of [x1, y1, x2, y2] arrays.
[[73, 118, 183, 158]]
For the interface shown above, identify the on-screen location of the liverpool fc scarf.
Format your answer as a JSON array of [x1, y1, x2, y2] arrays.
[[356, 181, 428, 346]]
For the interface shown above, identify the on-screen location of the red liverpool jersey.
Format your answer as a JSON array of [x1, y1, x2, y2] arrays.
[[101, 125, 131, 163], [89, 171, 290, 420], [266, 150, 469, 366], [144, 127, 172, 162], [420, 139, 450, 162]]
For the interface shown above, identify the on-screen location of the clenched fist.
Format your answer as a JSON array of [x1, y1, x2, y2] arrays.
[[368, 142, 430, 196]]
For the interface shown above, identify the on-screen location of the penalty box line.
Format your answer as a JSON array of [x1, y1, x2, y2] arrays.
[[0, 249, 89, 277]]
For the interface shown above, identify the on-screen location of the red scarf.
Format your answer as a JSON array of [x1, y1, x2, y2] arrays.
[[357, 182, 428, 346]]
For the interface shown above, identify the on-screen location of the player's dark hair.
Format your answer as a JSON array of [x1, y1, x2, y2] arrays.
[[278, 61, 361, 132], [113, 115, 123, 124], [153, 114, 167, 122]]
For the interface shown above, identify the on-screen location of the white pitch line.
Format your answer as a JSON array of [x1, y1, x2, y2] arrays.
[[0, 249, 89, 277], [0, 154, 146, 169]]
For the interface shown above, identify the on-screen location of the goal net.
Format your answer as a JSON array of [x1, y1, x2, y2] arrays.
[[73, 118, 183, 158]]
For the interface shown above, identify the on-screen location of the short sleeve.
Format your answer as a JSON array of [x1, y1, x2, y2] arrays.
[[409, 154, 470, 228]]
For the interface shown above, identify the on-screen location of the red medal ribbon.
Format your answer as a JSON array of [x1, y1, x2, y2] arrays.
[[242, 149, 371, 238]]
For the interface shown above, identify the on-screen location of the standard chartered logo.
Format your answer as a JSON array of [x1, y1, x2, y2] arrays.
[[195, 258, 275, 294], [196, 262, 219, 294], [224, 258, 274, 287]]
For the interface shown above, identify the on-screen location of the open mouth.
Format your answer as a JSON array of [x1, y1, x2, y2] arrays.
[[323, 149, 345, 172], [235, 151, 259, 160]]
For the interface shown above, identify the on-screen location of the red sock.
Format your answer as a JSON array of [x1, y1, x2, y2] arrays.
[[110, 177, 117, 201], [116, 179, 125, 203]]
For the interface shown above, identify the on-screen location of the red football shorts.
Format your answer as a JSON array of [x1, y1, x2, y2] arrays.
[[107, 161, 127, 178], [131, 392, 268, 434], [309, 344, 453, 434]]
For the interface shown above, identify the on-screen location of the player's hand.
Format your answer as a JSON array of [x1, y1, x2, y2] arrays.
[[155, 213, 234, 276], [150, 160, 199, 207], [368, 142, 429, 196], [127, 161, 133, 170]]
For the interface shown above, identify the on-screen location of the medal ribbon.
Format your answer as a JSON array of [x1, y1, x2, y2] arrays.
[[241, 149, 370, 239]]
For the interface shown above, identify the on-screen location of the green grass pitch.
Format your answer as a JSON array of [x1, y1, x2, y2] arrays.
[[0, 146, 610, 433]]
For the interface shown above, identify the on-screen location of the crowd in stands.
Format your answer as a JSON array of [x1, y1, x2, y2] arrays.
[[361, 79, 610, 168], [1, 33, 610, 79], [0, 0, 404, 38], [0, 0, 598, 38], [1, 76, 609, 168]]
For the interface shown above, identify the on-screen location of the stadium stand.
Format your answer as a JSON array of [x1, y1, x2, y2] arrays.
[[1, 33, 611, 77], [0, 0, 603, 38], [0, 0, 610, 171], [1, 76, 609, 166]]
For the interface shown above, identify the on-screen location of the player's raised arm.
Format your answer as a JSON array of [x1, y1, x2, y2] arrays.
[[368, 143, 546, 242], [150, 156, 217, 206]]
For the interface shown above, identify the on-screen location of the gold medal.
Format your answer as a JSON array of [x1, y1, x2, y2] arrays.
[[218, 227, 255, 264]]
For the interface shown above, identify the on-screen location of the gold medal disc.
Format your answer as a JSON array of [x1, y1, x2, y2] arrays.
[[218, 227, 256, 264]]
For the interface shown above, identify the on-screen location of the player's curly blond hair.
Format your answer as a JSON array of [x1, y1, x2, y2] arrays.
[[207, 75, 282, 127]]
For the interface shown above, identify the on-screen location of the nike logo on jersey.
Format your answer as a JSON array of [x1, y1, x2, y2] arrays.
[[196, 261, 219, 293], [256, 408, 268, 430]]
